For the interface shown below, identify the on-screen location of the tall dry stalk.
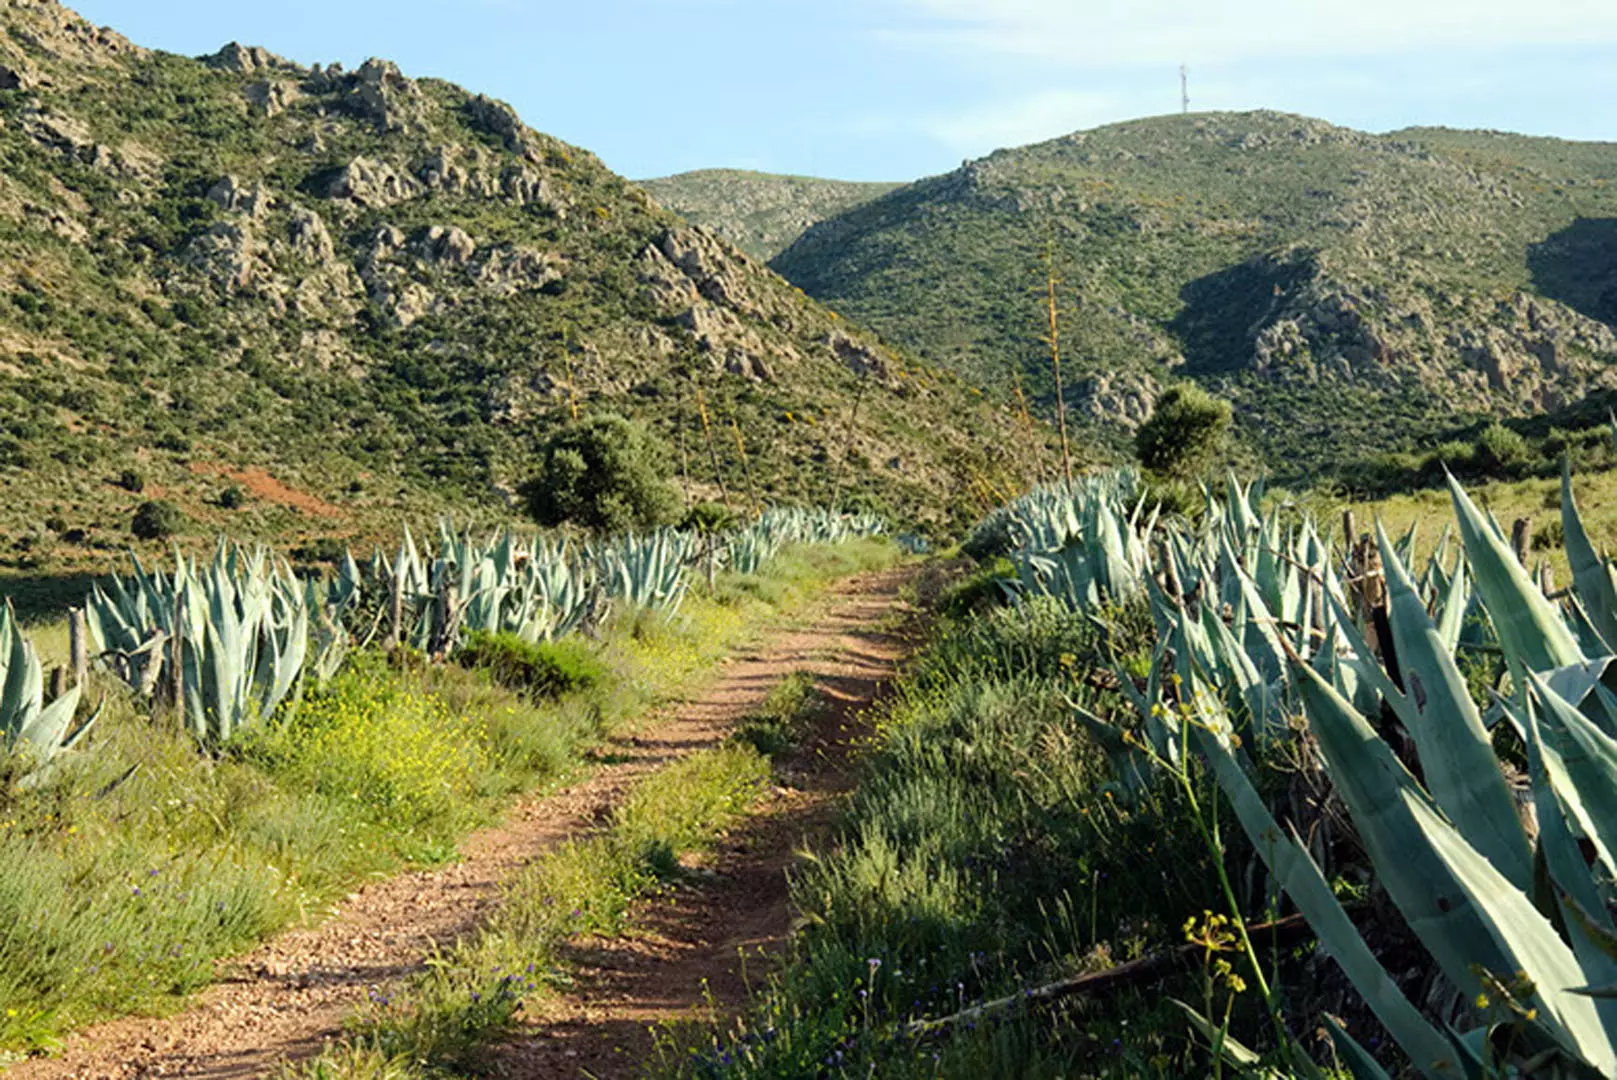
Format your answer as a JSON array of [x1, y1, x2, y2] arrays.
[[730, 415, 762, 517], [695, 386, 731, 510], [562, 327, 580, 421], [831, 373, 868, 508], [1043, 245, 1074, 490]]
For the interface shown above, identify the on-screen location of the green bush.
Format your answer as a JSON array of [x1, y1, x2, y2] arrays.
[[117, 468, 145, 493], [218, 485, 247, 509], [682, 500, 739, 534], [130, 499, 183, 540], [1475, 421, 1531, 478], [456, 631, 608, 699], [523, 414, 681, 534], [1134, 383, 1233, 480]]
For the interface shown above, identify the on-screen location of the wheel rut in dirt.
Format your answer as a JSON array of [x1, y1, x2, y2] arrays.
[[491, 568, 922, 1079], [7, 567, 918, 1080]]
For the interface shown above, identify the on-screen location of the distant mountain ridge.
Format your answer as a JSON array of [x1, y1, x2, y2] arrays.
[[0, 1, 1022, 569], [669, 113, 1617, 476], [639, 169, 900, 261]]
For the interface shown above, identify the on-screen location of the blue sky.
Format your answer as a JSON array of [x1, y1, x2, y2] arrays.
[[71, 0, 1617, 182]]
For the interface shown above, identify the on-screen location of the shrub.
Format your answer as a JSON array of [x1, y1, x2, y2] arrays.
[[291, 537, 346, 565], [1134, 383, 1232, 480], [219, 485, 247, 509], [682, 501, 739, 534], [456, 631, 608, 699], [522, 414, 680, 534], [131, 499, 183, 540], [1475, 421, 1530, 478], [117, 468, 145, 493]]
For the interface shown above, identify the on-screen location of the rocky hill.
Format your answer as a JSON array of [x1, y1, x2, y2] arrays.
[[764, 112, 1617, 476], [0, 1, 1028, 571], [639, 170, 899, 262]]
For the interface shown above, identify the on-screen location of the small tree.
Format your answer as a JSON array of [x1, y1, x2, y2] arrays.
[[524, 414, 680, 533], [131, 499, 184, 541], [1135, 383, 1233, 480]]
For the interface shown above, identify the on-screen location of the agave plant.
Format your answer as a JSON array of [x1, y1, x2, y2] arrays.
[[0, 602, 96, 784], [594, 529, 695, 613], [86, 542, 316, 746], [1127, 468, 1617, 1076]]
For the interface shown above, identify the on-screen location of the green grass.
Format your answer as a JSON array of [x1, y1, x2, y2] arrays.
[[660, 596, 1269, 1078], [728, 670, 827, 758], [284, 743, 772, 1078], [0, 540, 899, 1056]]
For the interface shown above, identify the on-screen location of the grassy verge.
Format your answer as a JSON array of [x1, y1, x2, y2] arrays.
[[0, 539, 900, 1058], [288, 743, 772, 1078], [659, 596, 1291, 1079]]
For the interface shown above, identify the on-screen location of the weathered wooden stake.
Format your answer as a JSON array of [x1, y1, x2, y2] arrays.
[[1511, 517, 1533, 567], [68, 606, 87, 686]]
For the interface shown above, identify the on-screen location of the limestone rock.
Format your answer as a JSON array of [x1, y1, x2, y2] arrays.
[[824, 330, 888, 379], [203, 42, 287, 73], [345, 58, 423, 133], [21, 105, 92, 154], [206, 175, 271, 217], [677, 303, 775, 380], [180, 220, 265, 291], [415, 225, 476, 266], [476, 246, 563, 296], [1076, 370, 1160, 429], [314, 157, 423, 207], [465, 95, 528, 153], [244, 79, 296, 118], [659, 226, 755, 314], [635, 243, 698, 313], [288, 207, 335, 262]]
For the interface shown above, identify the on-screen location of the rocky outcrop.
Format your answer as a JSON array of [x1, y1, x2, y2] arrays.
[[314, 156, 423, 207], [206, 175, 271, 217], [824, 330, 888, 379], [635, 243, 698, 314], [1076, 369, 1160, 429], [464, 95, 528, 154], [244, 79, 296, 118], [677, 303, 776, 381], [659, 226, 756, 314], [475, 246, 563, 296], [203, 42, 295, 73], [415, 224, 476, 266], [345, 58, 424, 134], [288, 206, 335, 262], [180, 221, 266, 292]]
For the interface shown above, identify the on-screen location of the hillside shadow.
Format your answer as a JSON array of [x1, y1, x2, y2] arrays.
[[1168, 253, 1314, 374], [1528, 217, 1617, 329], [0, 571, 100, 624]]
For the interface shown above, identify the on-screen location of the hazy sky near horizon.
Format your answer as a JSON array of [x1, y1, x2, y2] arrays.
[[70, 0, 1617, 182]]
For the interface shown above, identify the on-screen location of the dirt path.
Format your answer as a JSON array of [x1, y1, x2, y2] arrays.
[[491, 566, 921, 1079], [9, 567, 917, 1080]]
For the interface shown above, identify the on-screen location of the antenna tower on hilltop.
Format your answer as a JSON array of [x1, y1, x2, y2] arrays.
[[1180, 64, 1190, 114]]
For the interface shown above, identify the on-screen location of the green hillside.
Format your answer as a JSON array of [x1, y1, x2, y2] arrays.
[[638, 169, 899, 261], [0, 3, 1026, 576], [767, 111, 1617, 477]]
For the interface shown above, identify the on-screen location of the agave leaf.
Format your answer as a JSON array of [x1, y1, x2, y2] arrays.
[[1564, 460, 1617, 653], [1325, 1016, 1395, 1080], [1404, 787, 1617, 1073], [1186, 683, 1463, 1078], [1448, 472, 1584, 672], [1528, 672, 1617, 887], [1295, 662, 1516, 997], [1375, 522, 1531, 888]]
